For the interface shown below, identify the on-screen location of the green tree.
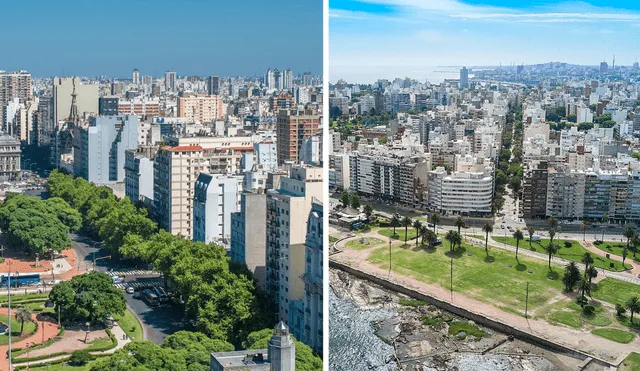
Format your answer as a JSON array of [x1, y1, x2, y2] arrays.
[[390, 214, 400, 236], [363, 204, 373, 220], [586, 266, 598, 285], [626, 296, 640, 323], [513, 229, 524, 261], [548, 217, 558, 230], [543, 243, 559, 270], [548, 229, 556, 246], [69, 350, 94, 366], [577, 122, 594, 131], [445, 230, 456, 253], [581, 252, 594, 279], [15, 307, 33, 335], [482, 223, 493, 258], [578, 278, 591, 306], [567, 113, 577, 123], [623, 226, 636, 253], [631, 234, 640, 260], [350, 193, 360, 210], [527, 227, 535, 248], [429, 212, 440, 234], [340, 191, 350, 208], [413, 219, 422, 247], [401, 216, 412, 243], [562, 262, 581, 292]]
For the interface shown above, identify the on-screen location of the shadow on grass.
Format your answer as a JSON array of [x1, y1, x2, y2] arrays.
[[484, 255, 495, 263], [515, 263, 527, 271], [547, 270, 560, 280], [445, 246, 468, 259]]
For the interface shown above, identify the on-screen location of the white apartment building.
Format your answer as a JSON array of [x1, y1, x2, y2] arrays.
[[124, 146, 156, 207], [153, 135, 254, 238], [428, 166, 493, 216], [193, 173, 242, 244], [265, 166, 323, 326]]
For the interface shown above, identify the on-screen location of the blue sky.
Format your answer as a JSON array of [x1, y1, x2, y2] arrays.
[[330, 0, 640, 82], [0, 0, 322, 78]]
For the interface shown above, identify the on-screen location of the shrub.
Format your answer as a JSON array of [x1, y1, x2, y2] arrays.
[[564, 241, 572, 248], [69, 350, 93, 366], [616, 304, 627, 317], [610, 262, 615, 268], [582, 305, 595, 316]]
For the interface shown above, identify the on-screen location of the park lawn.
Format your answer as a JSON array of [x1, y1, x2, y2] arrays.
[[591, 279, 640, 307], [114, 309, 143, 341], [548, 311, 582, 328], [620, 352, 640, 371], [593, 241, 640, 261], [591, 328, 636, 343], [367, 238, 566, 316], [0, 292, 49, 304], [24, 361, 97, 371], [492, 236, 631, 271], [85, 334, 116, 351], [346, 237, 385, 251], [0, 313, 38, 345], [378, 228, 418, 242]]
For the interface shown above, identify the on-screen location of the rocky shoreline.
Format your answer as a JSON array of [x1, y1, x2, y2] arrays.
[[330, 269, 590, 371]]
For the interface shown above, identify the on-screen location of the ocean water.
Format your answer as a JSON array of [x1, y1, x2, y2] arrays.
[[329, 288, 398, 370]]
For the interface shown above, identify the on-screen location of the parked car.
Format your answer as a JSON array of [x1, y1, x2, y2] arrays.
[[126, 286, 135, 294]]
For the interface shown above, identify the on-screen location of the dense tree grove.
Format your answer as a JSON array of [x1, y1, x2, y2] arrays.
[[46, 172, 289, 351], [49, 271, 126, 325], [0, 193, 82, 255]]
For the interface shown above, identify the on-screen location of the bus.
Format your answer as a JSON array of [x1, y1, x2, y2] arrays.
[[0, 273, 40, 287], [142, 289, 159, 306], [153, 287, 168, 303]]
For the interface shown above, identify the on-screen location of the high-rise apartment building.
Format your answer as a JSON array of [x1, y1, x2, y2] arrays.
[[276, 109, 320, 165], [153, 136, 254, 239], [124, 146, 157, 207], [132, 68, 140, 85], [207, 76, 220, 95], [265, 166, 323, 326], [177, 94, 224, 123], [459, 67, 469, 89], [98, 96, 119, 116], [600, 61, 609, 74], [193, 173, 242, 244], [165, 71, 177, 92], [74, 115, 139, 184], [0, 70, 31, 106]]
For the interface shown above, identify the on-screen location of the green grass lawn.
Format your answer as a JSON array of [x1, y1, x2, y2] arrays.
[[368, 238, 566, 316], [85, 334, 116, 351], [329, 236, 338, 243], [591, 328, 636, 343], [0, 313, 38, 345], [346, 237, 385, 250], [0, 292, 49, 304], [448, 321, 488, 339], [378, 228, 418, 241], [620, 352, 640, 371], [591, 278, 640, 307], [549, 311, 582, 328], [492, 236, 631, 271], [114, 309, 143, 341], [593, 241, 640, 261], [22, 360, 97, 371]]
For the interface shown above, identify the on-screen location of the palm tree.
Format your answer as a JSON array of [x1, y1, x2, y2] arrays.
[[527, 226, 535, 248], [420, 225, 429, 246], [601, 213, 609, 241], [623, 226, 636, 253], [445, 230, 457, 253], [625, 296, 640, 323], [580, 219, 588, 241], [454, 216, 466, 250], [549, 217, 558, 230], [631, 234, 640, 260], [402, 216, 412, 243], [482, 222, 493, 258], [578, 278, 591, 306], [413, 220, 422, 247], [548, 229, 556, 245], [363, 204, 373, 220], [424, 229, 437, 248], [586, 266, 598, 285], [513, 229, 524, 261], [452, 231, 462, 253], [390, 214, 400, 237], [543, 243, 559, 270], [15, 307, 33, 335], [430, 212, 440, 234], [581, 252, 594, 278], [623, 248, 628, 267]]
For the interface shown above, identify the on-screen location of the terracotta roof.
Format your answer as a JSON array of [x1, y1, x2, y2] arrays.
[[163, 145, 203, 152]]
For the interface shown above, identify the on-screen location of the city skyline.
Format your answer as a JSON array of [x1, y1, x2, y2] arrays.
[[0, 0, 322, 77], [330, 0, 640, 83]]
